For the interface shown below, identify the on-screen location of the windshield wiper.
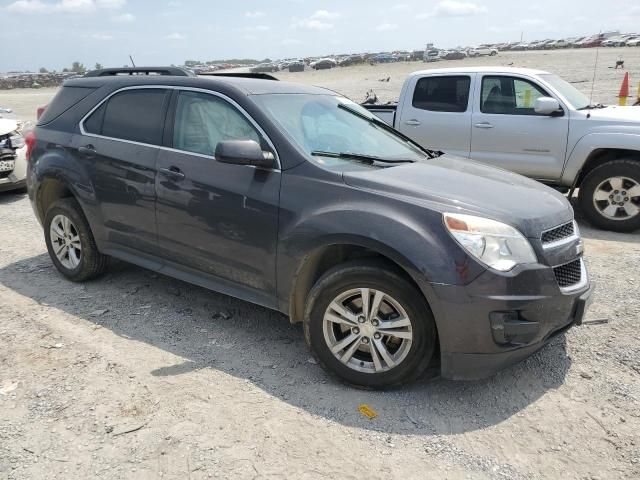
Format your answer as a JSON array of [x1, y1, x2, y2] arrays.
[[337, 103, 439, 158], [310, 150, 414, 164]]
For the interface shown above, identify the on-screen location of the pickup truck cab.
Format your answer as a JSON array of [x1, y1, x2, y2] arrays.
[[365, 67, 640, 232]]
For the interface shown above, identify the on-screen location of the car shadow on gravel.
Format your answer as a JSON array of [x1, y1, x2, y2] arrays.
[[0, 191, 27, 204], [0, 254, 572, 436]]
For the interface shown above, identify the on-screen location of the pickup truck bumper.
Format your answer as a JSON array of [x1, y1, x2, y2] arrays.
[[425, 263, 593, 380]]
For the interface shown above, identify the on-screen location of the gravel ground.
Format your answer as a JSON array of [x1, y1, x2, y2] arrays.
[[1, 49, 640, 479]]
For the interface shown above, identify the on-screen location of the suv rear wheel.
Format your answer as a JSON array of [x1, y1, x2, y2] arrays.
[[578, 159, 640, 232], [304, 260, 436, 388], [44, 198, 109, 281]]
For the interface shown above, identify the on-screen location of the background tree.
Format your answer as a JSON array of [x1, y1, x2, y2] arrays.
[[39, 67, 49, 73], [71, 61, 86, 74], [94, 63, 103, 71]]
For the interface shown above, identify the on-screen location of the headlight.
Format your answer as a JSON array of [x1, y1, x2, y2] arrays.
[[443, 213, 537, 271]]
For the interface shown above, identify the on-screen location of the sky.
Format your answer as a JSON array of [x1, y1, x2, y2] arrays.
[[1, 0, 639, 71]]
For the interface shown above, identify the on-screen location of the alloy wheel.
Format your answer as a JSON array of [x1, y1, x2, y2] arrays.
[[592, 176, 640, 220], [322, 288, 413, 374], [49, 214, 82, 270]]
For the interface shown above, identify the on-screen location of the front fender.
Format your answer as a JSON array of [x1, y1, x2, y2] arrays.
[[562, 132, 640, 185]]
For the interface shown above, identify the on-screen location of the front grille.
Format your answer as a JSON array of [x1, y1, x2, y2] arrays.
[[542, 221, 575, 245], [553, 259, 582, 288]]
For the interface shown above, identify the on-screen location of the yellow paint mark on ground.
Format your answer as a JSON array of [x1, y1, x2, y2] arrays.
[[358, 404, 378, 420]]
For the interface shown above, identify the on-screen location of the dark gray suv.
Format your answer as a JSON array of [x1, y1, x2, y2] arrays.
[[27, 70, 592, 388]]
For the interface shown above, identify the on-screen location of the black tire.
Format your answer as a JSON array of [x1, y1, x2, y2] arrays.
[[44, 198, 109, 281], [304, 260, 436, 389], [578, 159, 640, 232]]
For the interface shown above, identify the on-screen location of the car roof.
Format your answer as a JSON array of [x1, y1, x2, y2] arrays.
[[408, 66, 550, 77], [64, 74, 333, 96]]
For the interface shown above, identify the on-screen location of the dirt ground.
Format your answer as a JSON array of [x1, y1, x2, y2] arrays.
[[1, 49, 640, 479]]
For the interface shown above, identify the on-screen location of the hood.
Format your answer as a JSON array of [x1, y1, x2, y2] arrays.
[[576, 105, 640, 132], [342, 155, 573, 238], [0, 119, 18, 137]]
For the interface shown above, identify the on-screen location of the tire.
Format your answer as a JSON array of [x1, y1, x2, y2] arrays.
[[44, 198, 109, 281], [578, 159, 640, 232], [304, 259, 436, 388]]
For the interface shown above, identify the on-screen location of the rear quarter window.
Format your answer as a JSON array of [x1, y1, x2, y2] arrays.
[[37, 86, 97, 126], [412, 76, 471, 112], [83, 88, 170, 145]]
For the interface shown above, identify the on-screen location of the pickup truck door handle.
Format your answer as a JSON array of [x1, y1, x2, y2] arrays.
[[405, 119, 421, 126], [159, 166, 186, 180], [474, 122, 494, 129], [78, 145, 96, 156]]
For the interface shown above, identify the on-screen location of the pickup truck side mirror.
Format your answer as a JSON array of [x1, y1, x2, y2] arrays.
[[534, 97, 563, 116], [215, 140, 276, 169]]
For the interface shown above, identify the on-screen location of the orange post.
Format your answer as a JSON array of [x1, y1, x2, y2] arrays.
[[618, 72, 629, 106]]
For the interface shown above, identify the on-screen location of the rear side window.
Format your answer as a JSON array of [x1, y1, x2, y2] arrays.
[[37, 86, 96, 126], [412, 76, 471, 112], [83, 89, 169, 145]]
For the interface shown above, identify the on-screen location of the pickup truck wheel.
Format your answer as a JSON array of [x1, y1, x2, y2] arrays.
[[44, 198, 109, 281], [578, 160, 640, 232], [304, 260, 436, 388]]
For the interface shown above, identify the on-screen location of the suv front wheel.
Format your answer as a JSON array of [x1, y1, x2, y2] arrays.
[[578, 159, 640, 232], [44, 198, 109, 281], [304, 260, 436, 388]]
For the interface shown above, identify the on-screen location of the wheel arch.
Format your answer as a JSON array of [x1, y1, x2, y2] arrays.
[[575, 148, 640, 187]]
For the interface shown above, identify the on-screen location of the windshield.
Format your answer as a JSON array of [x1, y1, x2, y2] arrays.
[[538, 74, 592, 109], [251, 94, 428, 167]]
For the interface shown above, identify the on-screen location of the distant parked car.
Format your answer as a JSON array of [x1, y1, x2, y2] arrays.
[[442, 50, 466, 60], [424, 50, 440, 62], [627, 37, 640, 47], [468, 47, 498, 56], [312, 58, 337, 70], [250, 63, 279, 73], [548, 39, 569, 49], [288, 61, 305, 73], [338, 55, 363, 67], [410, 50, 424, 61], [372, 54, 397, 63]]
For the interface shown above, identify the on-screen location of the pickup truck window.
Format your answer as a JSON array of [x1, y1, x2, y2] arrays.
[[538, 74, 590, 110], [84, 88, 169, 145], [252, 94, 427, 167], [412, 76, 470, 113], [172, 91, 261, 157], [481, 76, 548, 115]]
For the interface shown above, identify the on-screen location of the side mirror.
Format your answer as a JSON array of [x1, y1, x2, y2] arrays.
[[534, 97, 562, 116], [215, 140, 275, 169]]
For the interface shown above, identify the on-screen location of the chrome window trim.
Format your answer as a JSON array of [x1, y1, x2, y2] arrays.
[[541, 220, 580, 250], [78, 85, 281, 171]]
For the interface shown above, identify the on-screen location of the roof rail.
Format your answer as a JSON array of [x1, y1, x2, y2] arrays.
[[197, 72, 279, 81], [84, 67, 195, 77]]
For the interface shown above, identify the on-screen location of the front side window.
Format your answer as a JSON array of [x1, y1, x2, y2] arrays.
[[412, 76, 471, 112], [84, 89, 169, 145], [172, 91, 261, 156], [481, 76, 549, 115]]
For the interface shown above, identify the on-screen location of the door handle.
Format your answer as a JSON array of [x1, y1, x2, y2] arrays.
[[160, 166, 185, 180], [474, 122, 494, 129], [405, 119, 421, 126], [78, 145, 96, 156]]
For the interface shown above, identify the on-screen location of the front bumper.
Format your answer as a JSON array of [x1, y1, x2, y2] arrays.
[[426, 262, 593, 380]]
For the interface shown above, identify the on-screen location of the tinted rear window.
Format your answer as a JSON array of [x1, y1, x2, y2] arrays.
[[412, 76, 471, 112], [37, 86, 96, 125], [84, 89, 169, 145]]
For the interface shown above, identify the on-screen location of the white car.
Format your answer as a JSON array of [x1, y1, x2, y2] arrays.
[[627, 37, 640, 47], [468, 47, 498, 57], [0, 118, 28, 193]]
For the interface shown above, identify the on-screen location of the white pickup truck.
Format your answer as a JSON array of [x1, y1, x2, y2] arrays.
[[364, 66, 640, 232]]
